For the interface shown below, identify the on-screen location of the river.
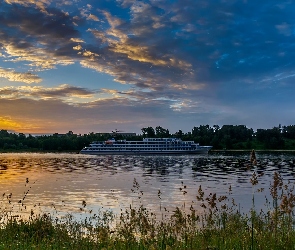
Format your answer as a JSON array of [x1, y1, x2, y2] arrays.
[[0, 152, 295, 221]]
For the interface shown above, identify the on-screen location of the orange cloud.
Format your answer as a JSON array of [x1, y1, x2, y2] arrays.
[[0, 116, 27, 131]]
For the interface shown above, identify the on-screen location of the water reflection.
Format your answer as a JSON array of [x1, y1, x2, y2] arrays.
[[0, 152, 295, 220]]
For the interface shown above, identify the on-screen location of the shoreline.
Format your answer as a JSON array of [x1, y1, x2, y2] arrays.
[[1, 149, 295, 155], [211, 149, 295, 152]]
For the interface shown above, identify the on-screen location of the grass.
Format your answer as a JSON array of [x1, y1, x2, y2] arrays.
[[1, 164, 295, 249]]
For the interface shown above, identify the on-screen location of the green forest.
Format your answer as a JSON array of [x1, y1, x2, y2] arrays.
[[1, 124, 295, 152]]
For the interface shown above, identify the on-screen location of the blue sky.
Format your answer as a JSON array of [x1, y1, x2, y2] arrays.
[[0, 0, 294, 134]]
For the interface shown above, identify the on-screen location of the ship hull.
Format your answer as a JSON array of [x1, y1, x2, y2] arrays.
[[80, 148, 211, 155]]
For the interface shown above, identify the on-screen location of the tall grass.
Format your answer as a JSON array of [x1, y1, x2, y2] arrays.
[[1, 163, 295, 249]]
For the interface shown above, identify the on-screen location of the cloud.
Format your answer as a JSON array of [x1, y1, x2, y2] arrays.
[[87, 14, 99, 22], [88, 29, 109, 44], [0, 84, 96, 100], [70, 38, 85, 43], [4, 0, 52, 14], [73, 44, 83, 50], [275, 22, 292, 36], [3, 43, 75, 69], [2, 0, 295, 90], [1, 1, 196, 93], [0, 3, 80, 70], [0, 95, 175, 133], [0, 68, 42, 84], [1, 90, 284, 134]]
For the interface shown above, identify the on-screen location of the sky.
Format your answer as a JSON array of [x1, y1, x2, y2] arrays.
[[0, 0, 295, 135]]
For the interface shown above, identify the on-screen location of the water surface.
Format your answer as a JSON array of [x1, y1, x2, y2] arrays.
[[0, 152, 294, 220]]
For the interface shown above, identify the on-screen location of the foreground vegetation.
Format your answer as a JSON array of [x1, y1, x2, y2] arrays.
[[1, 167, 295, 249], [1, 124, 295, 151]]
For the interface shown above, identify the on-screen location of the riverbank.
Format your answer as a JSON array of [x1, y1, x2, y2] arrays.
[[211, 149, 295, 152], [1, 149, 295, 154], [0, 149, 79, 153]]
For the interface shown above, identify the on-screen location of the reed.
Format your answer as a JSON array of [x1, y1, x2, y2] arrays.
[[1, 171, 295, 249]]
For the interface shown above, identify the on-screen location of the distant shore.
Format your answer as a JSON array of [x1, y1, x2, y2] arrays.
[[211, 149, 295, 152], [0, 149, 79, 153]]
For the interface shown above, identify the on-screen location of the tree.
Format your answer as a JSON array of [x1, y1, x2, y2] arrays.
[[283, 125, 295, 139], [155, 126, 169, 138], [255, 127, 284, 149], [175, 130, 183, 138], [141, 127, 155, 138]]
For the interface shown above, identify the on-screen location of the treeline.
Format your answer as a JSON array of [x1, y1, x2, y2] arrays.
[[0, 124, 295, 151], [141, 125, 295, 150]]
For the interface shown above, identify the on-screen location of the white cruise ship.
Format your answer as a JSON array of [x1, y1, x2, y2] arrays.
[[80, 138, 212, 155]]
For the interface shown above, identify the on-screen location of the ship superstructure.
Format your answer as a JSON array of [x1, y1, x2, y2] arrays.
[[80, 138, 212, 155]]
